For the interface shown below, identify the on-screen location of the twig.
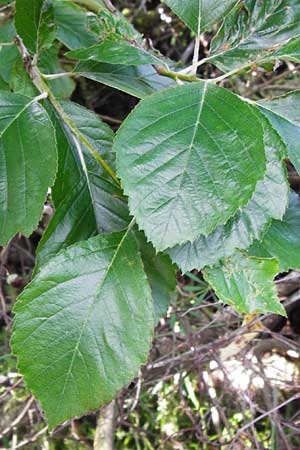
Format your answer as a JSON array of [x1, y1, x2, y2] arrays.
[[0, 397, 34, 439], [14, 426, 48, 449]]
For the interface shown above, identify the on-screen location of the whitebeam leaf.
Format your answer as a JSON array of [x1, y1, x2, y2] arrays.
[[0, 92, 57, 245], [115, 82, 266, 251], [168, 119, 289, 272], [12, 231, 154, 428], [204, 253, 286, 316]]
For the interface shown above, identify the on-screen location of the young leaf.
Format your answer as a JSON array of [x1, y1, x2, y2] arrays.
[[53, 0, 98, 49], [250, 192, 300, 272], [169, 120, 289, 272], [258, 91, 300, 173], [204, 253, 286, 316], [115, 82, 266, 251], [36, 101, 129, 267], [74, 60, 175, 99], [136, 232, 176, 322], [15, 0, 56, 54], [0, 21, 19, 84], [67, 38, 163, 66], [0, 92, 57, 245], [165, 0, 237, 35], [209, 0, 300, 73], [12, 231, 154, 428]]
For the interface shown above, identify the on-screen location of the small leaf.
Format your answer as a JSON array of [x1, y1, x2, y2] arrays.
[[15, 0, 56, 54], [67, 38, 163, 66], [258, 91, 300, 173], [12, 231, 154, 428], [53, 0, 98, 49], [0, 92, 57, 245], [209, 0, 300, 73], [165, 0, 237, 35], [74, 60, 175, 99], [204, 253, 286, 316], [0, 22, 19, 84], [250, 192, 300, 272], [168, 118, 289, 272], [136, 231, 176, 322], [36, 101, 129, 267], [115, 82, 266, 251]]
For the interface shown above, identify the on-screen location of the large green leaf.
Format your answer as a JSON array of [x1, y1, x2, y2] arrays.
[[209, 0, 300, 73], [74, 60, 175, 99], [53, 0, 98, 49], [67, 38, 163, 66], [250, 192, 300, 272], [258, 91, 300, 173], [169, 120, 289, 271], [0, 92, 57, 245], [204, 253, 286, 316], [36, 101, 129, 267], [165, 0, 237, 35], [15, 0, 56, 54], [115, 82, 266, 251], [12, 231, 154, 428]]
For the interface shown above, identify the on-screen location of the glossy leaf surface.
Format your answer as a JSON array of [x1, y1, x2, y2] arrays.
[[250, 192, 300, 272], [169, 121, 289, 271], [37, 101, 129, 267], [67, 38, 162, 66], [0, 92, 57, 245], [259, 91, 300, 173], [209, 0, 300, 73], [204, 253, 286, 315], [53, 0, 97, 49], [15, 0, 56, 54], [115, 82, 266, 251], [74, 61, 175, 99], [12, 231, 154, 428], [165, 0, 237, 34]]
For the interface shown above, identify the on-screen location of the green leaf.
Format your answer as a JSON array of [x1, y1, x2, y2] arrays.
[[53, 0, 98, 49], [10, 61, 39, 96], [12, 231, 154, 428], [136, 232, 176, 322], [204, 253, 286, 316], [36, 101, 129, 267], [169, 120, 289, 271], [115, 82, 266, 251], [15, 0, 56, 54], [165, 0, 237, 35], [39, 44, 76, 98], [0, 22, 19, 84], [67, 38, 163, 66], [258, 91, 300, 174], [209, 0, 300, 73], [250, 192, 300, 272], [74, 60, 175, 99], [0, 92, 57, 245]]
